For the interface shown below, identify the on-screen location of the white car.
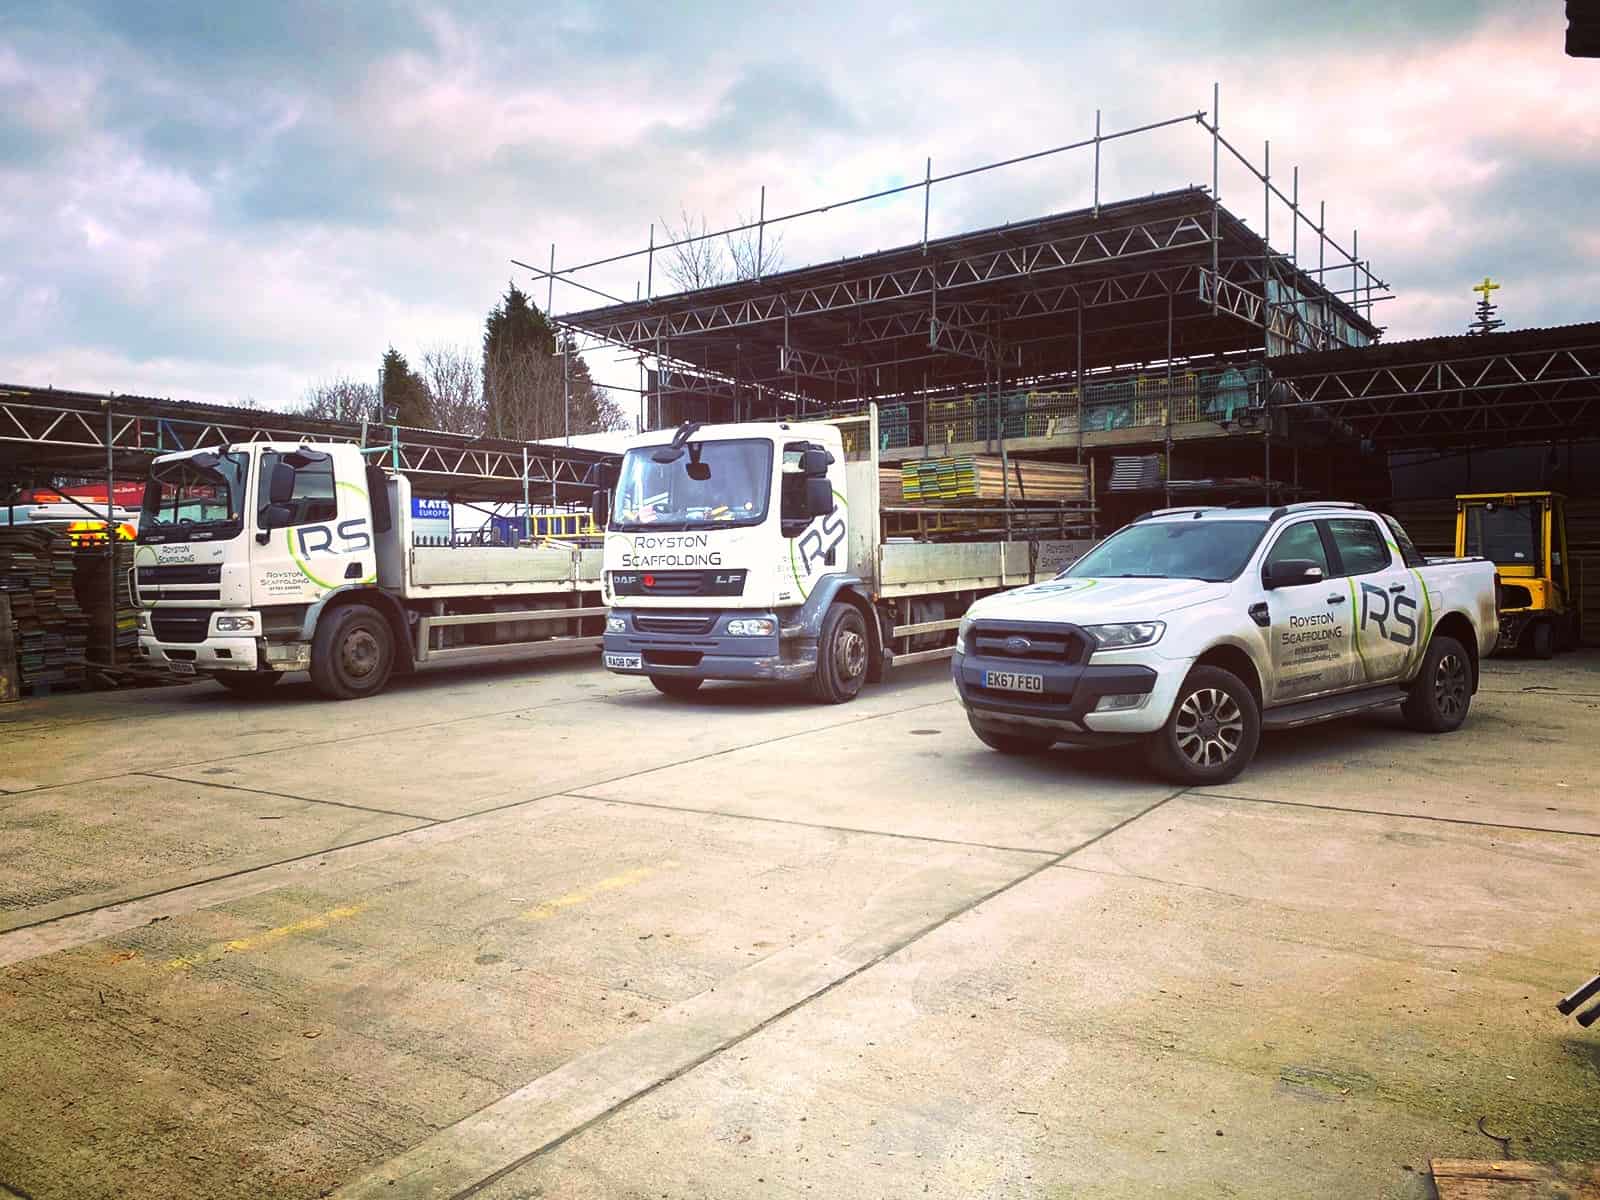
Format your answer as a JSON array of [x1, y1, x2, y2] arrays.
[[952, 502, 1499, 783]]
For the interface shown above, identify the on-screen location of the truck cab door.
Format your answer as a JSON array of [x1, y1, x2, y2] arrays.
[[251, 447, 375, 607], [780, 441, 847, 601], [1261, 518, 1352, 703], [1329, 516, 1421, 683]]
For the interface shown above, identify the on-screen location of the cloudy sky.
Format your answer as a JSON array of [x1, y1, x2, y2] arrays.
[[1, 2, 1594, 418]]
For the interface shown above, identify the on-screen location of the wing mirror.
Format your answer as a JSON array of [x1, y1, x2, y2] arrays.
[[589, 488, 610, 528], [804, 477, 834, 518], [1264, 559, 1325, 589], [800, 448, 832, 477]]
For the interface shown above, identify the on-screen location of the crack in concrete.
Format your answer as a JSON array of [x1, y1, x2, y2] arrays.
[[1190, 789, 1600, 839]]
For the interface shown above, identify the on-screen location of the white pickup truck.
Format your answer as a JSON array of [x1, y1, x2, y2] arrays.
[[952, 502, 1499, 783]]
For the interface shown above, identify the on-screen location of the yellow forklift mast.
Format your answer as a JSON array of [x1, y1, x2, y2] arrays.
[[1454, 491, 1574, 658]]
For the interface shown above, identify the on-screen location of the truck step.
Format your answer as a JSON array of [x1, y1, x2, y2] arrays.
[[1261, 684, 1410, 730]]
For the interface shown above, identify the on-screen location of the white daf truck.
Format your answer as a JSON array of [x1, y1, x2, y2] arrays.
[[952, 502, 1500, 783], [134, 441, 606, 699], [598, 409, 1074, 701]]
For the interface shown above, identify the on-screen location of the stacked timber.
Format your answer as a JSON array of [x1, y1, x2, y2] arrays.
[[900, 455, 1088, 504], [0, 528, 88, 692], [74, 541, 139, 668]]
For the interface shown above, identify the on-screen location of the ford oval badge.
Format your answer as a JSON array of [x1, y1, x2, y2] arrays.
[[1004, 635, 1032, 654]]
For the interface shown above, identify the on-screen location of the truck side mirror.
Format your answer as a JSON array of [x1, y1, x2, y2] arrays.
[[256, 503, 294, 543], [590, 488, 610, 528], [805, 477, 834, 518], [800, 448, 831, 477], [269, 462, 296, 505], [1263, 559, 1324, 590]]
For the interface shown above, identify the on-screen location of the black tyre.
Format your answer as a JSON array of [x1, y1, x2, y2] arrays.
[[1401, 634, 1472, 733], [649, 674, 703, 698], [967, 712, 1056, 755], [1530, 620, 1554, 660], [808, 603, 869, 704], [310, 604, 395, 700], [1147, 666, 1261, 786], [214, 671, 282, 697]]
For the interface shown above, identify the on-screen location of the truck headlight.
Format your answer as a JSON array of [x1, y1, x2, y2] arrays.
[[213, 614, 259, 635], [606, 615, 626, 633], [727, 618, 775, 637], [137, 609, 151, 632], [1084, 621, 1165, 650], [955, 613, 975, 654]]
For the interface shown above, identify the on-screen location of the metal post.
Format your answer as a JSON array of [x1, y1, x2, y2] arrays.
[[756, 185, 765, 282], [522, 445, 530, 540], [105, 403, 116, 670], [547, 243, 555, 315], [1093, 109, 1101, 217], [1210, 83, 1220, 314], [1352, 229, 1359, 316], [562, 336, 571, 445], [1164, 292, 1173, 508], [1291, 166, 1299, 267], [646, 223, 654, 300], [1075, 298, 1085, 464], [1263, 139, 1271, 350], [922, 157, 931, 250]]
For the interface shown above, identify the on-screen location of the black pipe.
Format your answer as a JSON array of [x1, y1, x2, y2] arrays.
[[1578, 1001, 1600, 1029], [1557, 973, 1600, 1015]]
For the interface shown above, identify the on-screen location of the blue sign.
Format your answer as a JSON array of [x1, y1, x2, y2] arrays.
[[411, 497, 451, 519]]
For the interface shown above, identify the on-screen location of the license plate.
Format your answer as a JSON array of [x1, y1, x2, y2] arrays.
[[604, 653, 642, 671], [983, 670, 1043, 693], [169, 661, 197, 676]]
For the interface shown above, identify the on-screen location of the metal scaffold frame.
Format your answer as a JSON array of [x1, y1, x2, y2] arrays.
[[529, 89, 1389, 434]]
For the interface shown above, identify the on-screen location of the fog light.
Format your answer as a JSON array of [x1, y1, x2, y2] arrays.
[[727, 618, 775, 637], [1093, 692, 1148, 713], [606, 615, 626, 633]]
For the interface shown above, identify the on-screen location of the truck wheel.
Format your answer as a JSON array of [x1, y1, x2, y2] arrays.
[[1530, 621, 1554, 660], [808, 603, 868, 704], [1401, 634, 1472, 733], [967, 713, 1056, 755], [214, 672, 281, 697], [649, 675, 703, 698], [1147, 666, 1260, 786], [310, 604, 394, 700]]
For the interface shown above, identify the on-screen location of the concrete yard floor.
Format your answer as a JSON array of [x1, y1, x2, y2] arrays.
[[1, 650, 1597, 1199]]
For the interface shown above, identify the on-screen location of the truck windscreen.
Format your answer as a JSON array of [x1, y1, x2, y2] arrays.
[[1063, 519, 1269, 583], [138, 451, 249, 544], [611, 438, 774, 531]]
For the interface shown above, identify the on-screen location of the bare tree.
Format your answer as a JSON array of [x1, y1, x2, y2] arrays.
[[658, 208, 729, 292], [300, 377, 376, 423], [725, 209, 783, 280], [482, 341, 567, 442], [420, 344, 485, 435]]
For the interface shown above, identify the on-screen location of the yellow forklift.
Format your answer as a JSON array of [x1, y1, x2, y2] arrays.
[[1455, 491, 1575, 658]]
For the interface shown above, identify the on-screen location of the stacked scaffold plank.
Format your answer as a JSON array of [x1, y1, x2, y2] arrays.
[[75, 541, 139, 667], [0, 527, 88, 692], [900, 455, 1089, 504]]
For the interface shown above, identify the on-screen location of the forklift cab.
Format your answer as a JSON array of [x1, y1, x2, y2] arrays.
[[1455, 491, 1574, 658]]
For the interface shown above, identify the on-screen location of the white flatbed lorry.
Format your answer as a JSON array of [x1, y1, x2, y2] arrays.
[[134, 440, 608, 698], [598, 407, 1087, 701]]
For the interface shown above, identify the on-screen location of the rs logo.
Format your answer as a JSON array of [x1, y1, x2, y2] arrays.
[[1358, 582, 1418, 647], [296, 519, 371, 557], [797, 510, 846, 574]]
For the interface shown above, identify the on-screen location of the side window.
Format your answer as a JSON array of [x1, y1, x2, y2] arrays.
[[257, 451, 337, 528], [1264, 520, 1330, 579], [1381, 513, 1425, 568], [1327, 518, 1392, 577]]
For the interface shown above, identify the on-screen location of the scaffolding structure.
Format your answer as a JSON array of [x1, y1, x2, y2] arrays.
[[535, 92, 1388, 446]]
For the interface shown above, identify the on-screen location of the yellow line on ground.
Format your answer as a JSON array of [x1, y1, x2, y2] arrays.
[[166, 902, 369, 970], [521, 861, 678, 922]]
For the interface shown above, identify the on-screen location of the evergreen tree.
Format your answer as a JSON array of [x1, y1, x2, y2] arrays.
[[380, 346, 432, 427]]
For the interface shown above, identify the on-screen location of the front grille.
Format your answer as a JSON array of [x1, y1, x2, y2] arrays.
[[136, 565, 222, 584], [141, 588, 221, 601], [151, 610, 214, 644], [971, 623, 1087, 665], [635, 614, 717, 636], [610, 570, 747, 597]]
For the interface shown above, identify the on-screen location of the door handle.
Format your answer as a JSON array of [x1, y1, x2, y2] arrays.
[[1389, 582, 1406, 593], [1327, 593, 1345, 604]]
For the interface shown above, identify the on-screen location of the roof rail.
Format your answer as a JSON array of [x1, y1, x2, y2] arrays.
[[1132, 506, 1208, 522], [1267, 500, 1367, 521]]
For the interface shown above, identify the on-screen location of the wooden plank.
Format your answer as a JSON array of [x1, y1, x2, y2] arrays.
[[1431, 1159, 1600, 1200], [0, 593, 18, 703]]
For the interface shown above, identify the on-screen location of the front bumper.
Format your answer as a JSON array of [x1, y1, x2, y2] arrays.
[[603, 608, 816, 682], [138, 636, 261, 674], [952, 647, 1175, 738]]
